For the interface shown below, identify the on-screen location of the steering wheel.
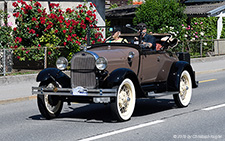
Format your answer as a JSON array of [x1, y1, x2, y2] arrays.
[[161, 35, 171, 50], [140, 44, 150, 49]]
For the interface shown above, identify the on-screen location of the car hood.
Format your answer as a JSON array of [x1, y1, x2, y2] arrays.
[[89, 46, 139, 73]]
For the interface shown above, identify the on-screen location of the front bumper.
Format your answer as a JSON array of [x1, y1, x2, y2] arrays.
[[32, 87, 117, 97]]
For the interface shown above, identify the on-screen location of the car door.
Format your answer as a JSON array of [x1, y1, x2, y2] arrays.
[[139, 49, 165, 84]]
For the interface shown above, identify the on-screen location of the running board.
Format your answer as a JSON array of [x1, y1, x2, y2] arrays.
[[148, 91, 178, 98]]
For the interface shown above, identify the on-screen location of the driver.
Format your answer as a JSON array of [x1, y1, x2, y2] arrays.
[[137, 23, 156, 50], [106, 29, 128, 43]]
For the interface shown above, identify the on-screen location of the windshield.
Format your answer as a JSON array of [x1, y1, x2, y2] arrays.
[[87, 26, 139, 45], [86, 26, 176, 51]]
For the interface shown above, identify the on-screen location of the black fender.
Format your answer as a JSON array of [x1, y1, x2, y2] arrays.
[[167, 61, 198, 91], [36, 68, 71, 88], [103, 68, 145, 98]]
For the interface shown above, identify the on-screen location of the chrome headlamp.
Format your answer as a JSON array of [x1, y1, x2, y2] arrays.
[[96, 57, 108, 70], [56, 57, 68, 70]]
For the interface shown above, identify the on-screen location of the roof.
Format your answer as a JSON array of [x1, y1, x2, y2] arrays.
[[106, 1, 225, 18], [105, 5, 139, 18], [185, 1, 225, 16], [185, 0, 225, 3]]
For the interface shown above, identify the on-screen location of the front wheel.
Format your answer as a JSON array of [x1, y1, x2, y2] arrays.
[[111, 78, 136, 122], [173, 70, 192, 107], [37, 81, 63, 119]]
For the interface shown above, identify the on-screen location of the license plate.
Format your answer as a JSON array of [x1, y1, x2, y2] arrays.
[[93, 97, 110, 103], [72, 86, 88, 96]]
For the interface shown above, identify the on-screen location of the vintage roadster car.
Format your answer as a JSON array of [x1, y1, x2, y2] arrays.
[[32, 26, 198, 121]]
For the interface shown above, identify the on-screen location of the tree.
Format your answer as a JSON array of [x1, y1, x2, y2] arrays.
[[133, 0, 187, 33]]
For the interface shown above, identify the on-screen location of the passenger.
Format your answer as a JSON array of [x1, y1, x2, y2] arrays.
[[106, 30, 128, 43], [136, 23, 156, 50]]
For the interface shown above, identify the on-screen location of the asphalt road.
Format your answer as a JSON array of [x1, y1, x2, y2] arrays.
[[0, 70, 225, 141]]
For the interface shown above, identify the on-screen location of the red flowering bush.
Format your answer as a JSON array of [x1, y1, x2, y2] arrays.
[[12, 0, 103, 61]]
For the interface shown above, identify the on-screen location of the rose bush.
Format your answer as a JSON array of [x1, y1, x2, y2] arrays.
[[159, 17, 221, 57], [12, 0, 103, 61]]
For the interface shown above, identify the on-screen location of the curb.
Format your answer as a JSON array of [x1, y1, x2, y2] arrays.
[[0, 95, 36, 105], [191, 55, 225, 63], [0, 71, 70, 86], [196, 68, 225, 75], [0, 73, 37, 86]]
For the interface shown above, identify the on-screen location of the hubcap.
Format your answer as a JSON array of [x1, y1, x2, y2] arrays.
[[119, 85, 131, 114], [44, 83, 62, 114], [180, 76, 189, 100], [179, 71, 192, 102]]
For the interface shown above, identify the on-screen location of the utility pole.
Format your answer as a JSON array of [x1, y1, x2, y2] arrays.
[[48, 0, 51, 11]]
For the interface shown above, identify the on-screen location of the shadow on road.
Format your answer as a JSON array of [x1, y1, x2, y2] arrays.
[[28, 98, 176, 123]]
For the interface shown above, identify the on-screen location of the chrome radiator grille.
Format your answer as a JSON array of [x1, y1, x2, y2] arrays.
[[71, 52, 96, 88]]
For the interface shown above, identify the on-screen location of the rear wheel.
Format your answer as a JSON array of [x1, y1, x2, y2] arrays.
[[111, 78, 136, 121], [37, 81, 63, 119], [173, 70, 192, 107]]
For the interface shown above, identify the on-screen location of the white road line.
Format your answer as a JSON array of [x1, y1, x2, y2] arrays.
[[202, 104, 225, 111], [78, 120, 165, 141]]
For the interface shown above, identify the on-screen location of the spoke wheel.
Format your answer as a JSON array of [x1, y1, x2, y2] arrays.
[[37, 81, 63, 119], [173, 70, 192, 107], [111, 78, 136, 121]]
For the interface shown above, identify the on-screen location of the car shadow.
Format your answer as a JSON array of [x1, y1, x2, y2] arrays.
[[28, 98, 177, 123]]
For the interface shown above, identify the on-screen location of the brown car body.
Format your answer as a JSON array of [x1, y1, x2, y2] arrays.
[[32, 31, 198, 121], [90, 45, 176, 83]]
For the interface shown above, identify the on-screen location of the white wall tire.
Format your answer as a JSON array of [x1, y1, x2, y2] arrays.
[[111, 78, 136, 121], [173, 70, 192, 107], [37, 82, 63, 119]]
